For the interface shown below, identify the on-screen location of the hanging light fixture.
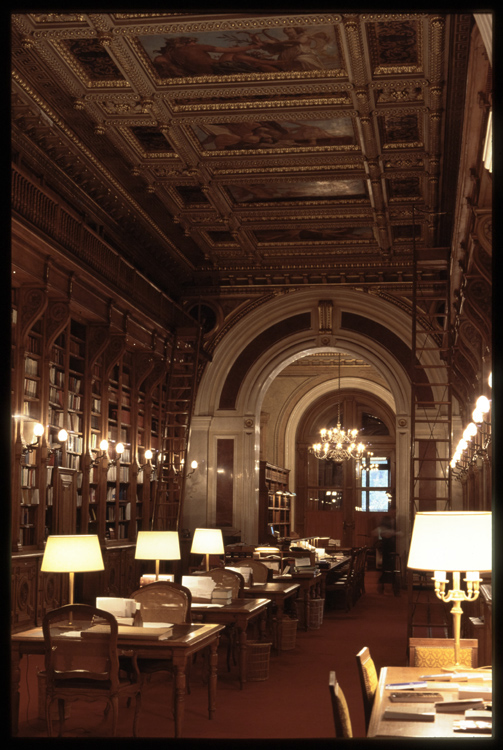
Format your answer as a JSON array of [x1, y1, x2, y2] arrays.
[[360, 451, 379, 473], [309, 353, 367, 463]]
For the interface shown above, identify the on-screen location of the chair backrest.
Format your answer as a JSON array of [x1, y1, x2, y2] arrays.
[[328, 671, 353, 738], [231, 558, 271, 583], [356, 646, 378, 731], [131, 581, 192, 624], [199, 568, 245, 598], [408, 637, 478, 668], [43, 604, 119, 689]]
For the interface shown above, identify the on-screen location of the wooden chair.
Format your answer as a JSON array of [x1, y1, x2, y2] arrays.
[[230, 558, 272, 583], [328, 671, 353, 738], [42, 604, 142, 737], [353, 546, 368, 602], [324, 548, 358, 611], [408, 637, 479, 668], [356, 646, 378, 732], [131, 581, 192, 624], [129, 582, 192, 703], [198, 568, 245, 670]]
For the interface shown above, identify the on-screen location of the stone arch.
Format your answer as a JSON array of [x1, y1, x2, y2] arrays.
[[187, 289, 442, 545]]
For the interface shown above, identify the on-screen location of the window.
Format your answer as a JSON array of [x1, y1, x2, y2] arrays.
[[361, 457, 391, 512]]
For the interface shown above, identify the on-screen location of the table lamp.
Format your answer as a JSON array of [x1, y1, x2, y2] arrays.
[[191, 528, 224, 571], [407, 511, 492, 668], [41, 534, 104, 605], [135, 530, 181, 580]]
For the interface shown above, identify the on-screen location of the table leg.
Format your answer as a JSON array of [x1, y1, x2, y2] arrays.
[[237, 625, 247, 689], [273, 600, 285, 650], [11, 643, 21, 735], [172, 657, 187, 738], [207, 636, 219, 719], [258, 610, 267, 641], [303, 589, 309, 630]]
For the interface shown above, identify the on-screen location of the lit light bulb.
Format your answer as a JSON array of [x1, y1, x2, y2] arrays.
[[33, 423, 45, 437], [463, 422, 477, 440], [116, 442, 124, 455], [57, 429, 68, 442], [144, 449, 153, 461], [99, 439, 109, 452], [472, 408, 484, 424], [476, 395, 490, 413]]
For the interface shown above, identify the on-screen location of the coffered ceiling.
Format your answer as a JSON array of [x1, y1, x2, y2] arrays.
[[12, 12, 474, 303]]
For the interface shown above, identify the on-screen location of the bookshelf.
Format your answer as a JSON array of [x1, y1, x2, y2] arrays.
[[258, 461, 292, 542]]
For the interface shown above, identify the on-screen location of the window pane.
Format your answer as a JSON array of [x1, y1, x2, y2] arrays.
[[368, 490, 389, 512]]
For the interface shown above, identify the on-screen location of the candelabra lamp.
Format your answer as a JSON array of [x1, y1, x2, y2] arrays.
[[407, 511, 492, 668]]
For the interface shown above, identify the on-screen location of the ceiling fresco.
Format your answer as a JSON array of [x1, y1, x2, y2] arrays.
[[11, 12, 474, 300]]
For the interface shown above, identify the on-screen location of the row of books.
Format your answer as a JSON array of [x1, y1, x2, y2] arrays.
[[106, 486, 129, 502], [24, 378, 38, 398], [106, 502, 131, 521], [26, 334, 42, 355], [107, 465, 130, 482]]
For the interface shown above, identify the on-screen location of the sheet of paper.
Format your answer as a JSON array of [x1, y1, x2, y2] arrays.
[[182, 575, 215, 599], [227, 566, 252, 583]]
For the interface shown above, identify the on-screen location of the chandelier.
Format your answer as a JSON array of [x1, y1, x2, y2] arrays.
[[309, 353, 367, 463]]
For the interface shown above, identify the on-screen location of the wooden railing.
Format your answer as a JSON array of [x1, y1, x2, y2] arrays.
[[12, 164, 194, 331]]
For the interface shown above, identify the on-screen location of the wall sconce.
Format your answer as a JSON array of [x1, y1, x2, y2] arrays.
[[22, 421, 45, 455], [48, 428, 68, 454], [104, 441, 124, 467], [140, 449, 153, 470], [186, 459, 198, 478], [450, 384, 492, 480], [91, 438, 109, 467]]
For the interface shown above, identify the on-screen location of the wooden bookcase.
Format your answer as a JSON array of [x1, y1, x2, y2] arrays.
[[258, 461, 292, 542]]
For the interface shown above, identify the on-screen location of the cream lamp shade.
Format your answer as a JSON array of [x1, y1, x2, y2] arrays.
[[41, 535, 104, 605], [191, 528, 225, 570], [407, 511, 492, 573], [135, 531, 181, 580]]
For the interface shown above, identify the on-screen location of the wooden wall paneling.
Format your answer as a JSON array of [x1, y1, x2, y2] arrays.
[[11, 556, 39, 632], [52, 466, 77, 534]]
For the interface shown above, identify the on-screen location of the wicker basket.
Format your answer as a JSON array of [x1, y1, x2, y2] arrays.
[[307, 598, 324, 630], [275, 617, 298, 650], [246, 641, 272, 681]]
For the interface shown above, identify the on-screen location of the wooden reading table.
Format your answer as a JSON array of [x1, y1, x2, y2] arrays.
[[11, 622, 224, 738], [368, 665, 492, 738], [243, 581, 299, 646], [190, 597, 270, 689]]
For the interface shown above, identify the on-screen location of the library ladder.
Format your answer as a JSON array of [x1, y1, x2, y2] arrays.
[[151, 326, 206, 531]]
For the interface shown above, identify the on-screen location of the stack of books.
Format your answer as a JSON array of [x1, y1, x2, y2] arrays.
[[211, 587, 233, 603]]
